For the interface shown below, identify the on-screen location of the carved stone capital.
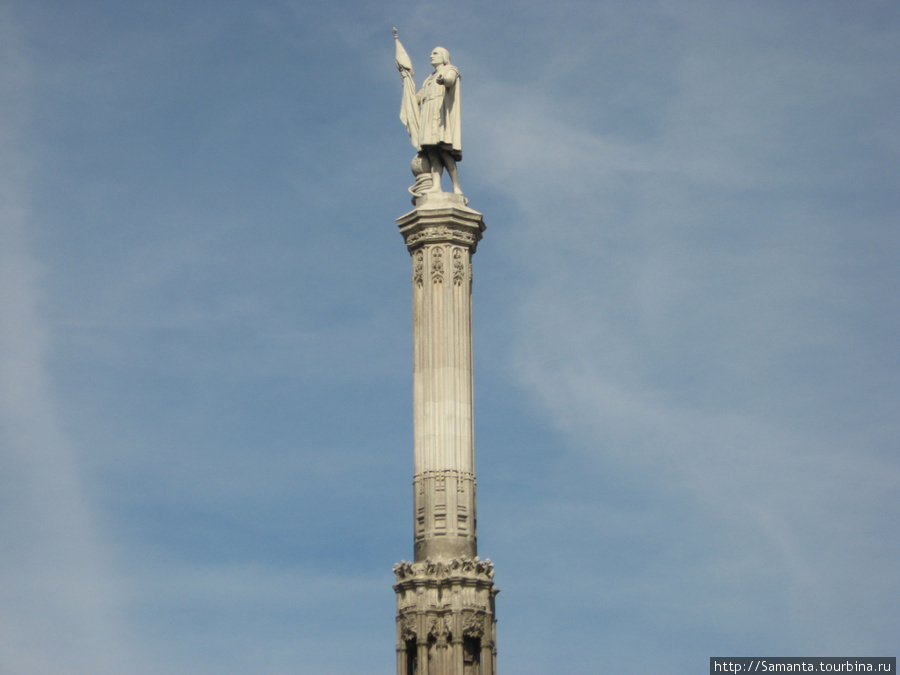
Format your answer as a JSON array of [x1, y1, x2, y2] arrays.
[[461, 610, 487, 638], [397, 198, 486, 254], [429, 615, 451, 644], [399, 612, 417, 640]]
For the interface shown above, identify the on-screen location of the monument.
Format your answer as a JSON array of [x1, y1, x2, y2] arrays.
[[391, 30, 499, 675]]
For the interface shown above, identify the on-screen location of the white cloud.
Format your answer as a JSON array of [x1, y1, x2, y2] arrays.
[[465, 0, 900, 660], [0, 13, 142, 675]]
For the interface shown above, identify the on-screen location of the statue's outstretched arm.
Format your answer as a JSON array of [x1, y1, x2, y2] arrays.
[[437, 67, 457, 87]]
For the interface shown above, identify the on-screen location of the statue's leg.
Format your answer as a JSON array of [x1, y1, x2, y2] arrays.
[[442, 152, 463, 195], [426, 147, 444, 192]]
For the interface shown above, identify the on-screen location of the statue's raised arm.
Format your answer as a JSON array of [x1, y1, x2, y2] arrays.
[[393, 30, 463, 199], [393, 28, 413, 74], [394, 29, 420, 154]]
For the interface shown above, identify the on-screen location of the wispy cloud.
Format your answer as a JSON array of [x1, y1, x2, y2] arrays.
[[0, 14, 140, 674], [466, 0, 900, 662]]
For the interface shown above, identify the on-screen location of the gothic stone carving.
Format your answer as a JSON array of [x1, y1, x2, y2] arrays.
[[461, 611, 485, 638], [431, 246, 444, 284], [413, 249, 425, 287], [404, 226, 477, 249], [452, 247, 465, 286], [429, 616, 450, 644], [400, 613, 417, 640], [393, 557, 495, 582]]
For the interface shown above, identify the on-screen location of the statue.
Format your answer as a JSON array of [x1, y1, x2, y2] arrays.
[[393, 28, 463, 198]]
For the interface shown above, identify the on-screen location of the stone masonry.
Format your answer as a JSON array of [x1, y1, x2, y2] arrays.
[[393, 192, 498, 675]]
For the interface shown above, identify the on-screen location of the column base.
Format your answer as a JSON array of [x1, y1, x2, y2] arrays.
[[393, 558, 498, 675]]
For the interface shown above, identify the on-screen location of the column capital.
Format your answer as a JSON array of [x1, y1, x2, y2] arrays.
[[397, 194, 486, 254]]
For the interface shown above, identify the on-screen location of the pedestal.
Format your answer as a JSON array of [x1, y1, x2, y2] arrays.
[[393, 559, 498, 675]]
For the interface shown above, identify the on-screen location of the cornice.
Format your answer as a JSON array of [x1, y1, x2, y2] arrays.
[[397, 196, 486, 253]]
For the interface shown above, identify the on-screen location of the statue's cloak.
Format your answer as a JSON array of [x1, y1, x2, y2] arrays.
[[416, 65, 462, 161]]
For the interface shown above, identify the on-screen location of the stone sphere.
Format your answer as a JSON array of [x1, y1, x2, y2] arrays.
[[410, 153, 430, 176]]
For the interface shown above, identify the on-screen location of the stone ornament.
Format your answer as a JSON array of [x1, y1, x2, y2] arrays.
[[429, 616, 451, 643], [404, 225, 478, 249], [393, 557, 495, 582], [452, 248, 465, 286], [461, 612, 485, 638], [394, 28, 464, 198], [430, 246, 444, 284], [396, 198, 485, 255], [400, 614, 417, 641], [413, 249, 425, 287]]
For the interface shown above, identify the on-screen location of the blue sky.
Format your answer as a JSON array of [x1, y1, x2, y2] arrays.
[[1, 1, 898, 673]]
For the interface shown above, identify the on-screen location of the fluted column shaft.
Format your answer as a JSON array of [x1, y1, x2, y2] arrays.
[[398, 197, 485, 562]]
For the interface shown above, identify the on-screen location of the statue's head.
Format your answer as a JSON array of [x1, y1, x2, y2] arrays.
[[430, 47, 451, 66]]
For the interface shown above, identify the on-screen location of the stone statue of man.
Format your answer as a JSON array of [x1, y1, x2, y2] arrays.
[[394, 30, 463, 196]]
